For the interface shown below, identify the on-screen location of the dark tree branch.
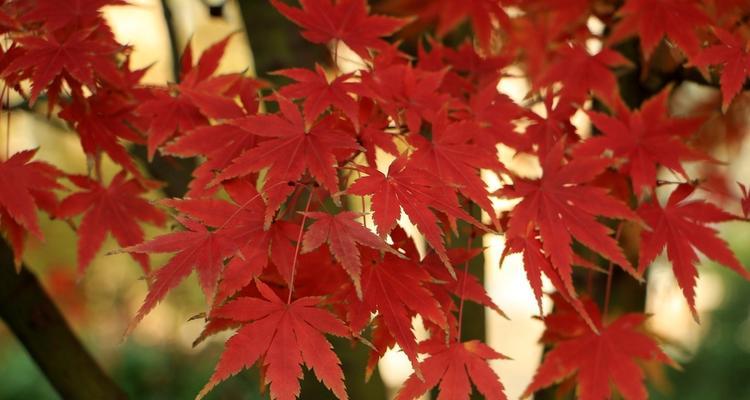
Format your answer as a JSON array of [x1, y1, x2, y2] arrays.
[[160, 0, 182, 82], [0, 239, 127, 400], [236, 0, 328, 81]]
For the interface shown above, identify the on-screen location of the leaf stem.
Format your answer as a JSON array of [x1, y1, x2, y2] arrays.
[[216, 180, 287, 231], [603, 222, 625, 317], [357, 170, 367, 227], [287, 190, 314, 304]]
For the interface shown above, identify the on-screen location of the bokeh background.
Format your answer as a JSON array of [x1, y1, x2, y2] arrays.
[[1, 1, 749, 399]]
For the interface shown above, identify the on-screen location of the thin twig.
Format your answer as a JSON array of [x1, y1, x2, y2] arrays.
[[603, 223, 625, 317], [287, 191, 314, 303]]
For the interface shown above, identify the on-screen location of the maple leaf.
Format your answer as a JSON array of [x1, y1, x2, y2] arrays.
[[395, 339, 508, 400], [467, 84, 527, 151], [348, 156, 480, 274], [163, 180, 300, 290], [59, 91, 144, 175], [178, 33, 236, 85], [349, 251, 448, 373], [271, 0, 409, 59], [0, 149, 61, 238], [136, 35, 245, 159], [0, 149, 61, 265], [692, 28, 750, 111], [57, 172, 165, 274], [524, 299, 674, 400], [0, 5, 18, 34], [217, 96, 358, 224], [409, 110, 503, 220], [522, 91, 578, 157], [197, 280, 349, 400], [609, 0, 710, 58], [164, 180, 297, 305], [429, 0, 510, 53], [358, 65, 450, 134], [444, 42, 511, 86], [353, 98, 399, 166], [574, 90, 707, 197], [301, 211, 398, 297], [502, 233, 596, 330], [274, 64, 359, 126], [21, 0, 126, 32], [136, 90, 207, 159], [4, 29, 121, 105], [421, 248, 506, 336], [498, 140, 639, 296], [415, 41, 475, 97], [123, 216, 240, 331], [538, 44, 629, 104], [519, 0, 592, 29], [0, 210, 27, 268], [638, 184, 750, 319], [164, 123, 259, 196]]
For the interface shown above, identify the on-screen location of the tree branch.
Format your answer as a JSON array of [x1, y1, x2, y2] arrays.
[[0, 239, 127, 400], [160, 0, 182, 82]]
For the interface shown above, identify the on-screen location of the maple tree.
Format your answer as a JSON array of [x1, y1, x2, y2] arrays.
[[0, 0, 749, 399]]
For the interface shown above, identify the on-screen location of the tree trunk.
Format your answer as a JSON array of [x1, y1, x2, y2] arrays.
[[0, 239, 127, 400]]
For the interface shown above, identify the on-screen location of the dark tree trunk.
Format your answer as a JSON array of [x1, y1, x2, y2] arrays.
[[0, 240, 127, 400]]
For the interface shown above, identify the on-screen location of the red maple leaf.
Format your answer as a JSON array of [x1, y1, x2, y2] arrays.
[[538, 44, 629, 104], [348, 251, 447, 373], [466, 84, 527, 150], [21, 0, 125, 32], [4, 29, 121, 105], [574, 90, 707, 197], [431, 0, 510, 52], [301, 211, 398, 296], [502, 233, 596, 329], [524, 298, 674, 400], [123, 215, 240, 331], [519, 0, 592, 30], [167, 180, 300, 284], [0, 149, 61, 265], [59, 91, 144, 175], [609, 0, 710, 58], [396, 339, 508, 400], [271, 0, 409, 59], [420, 248, 506, 336], [0, 149, 61, 238], [358, 65, 450, 134], [163, 123, 259, 196], [498, 140, 639, 296], [136, 90, 208, 159], [163, 180, 299, 304], [274, 64, 359, 126], [408, 110, 503, 220], [522, 91, 578, 156], [197, 280, 349, 400], [692, 28, 750, 111], [217, 96, 358, 224], [136, 35, 246, 159], [352, 98, 399, 166], [638, 184, 750, 319], [57, 172, 165, 274], [348, 156, 480, 273]]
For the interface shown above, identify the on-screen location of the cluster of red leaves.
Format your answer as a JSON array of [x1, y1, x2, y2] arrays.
[[1, 1, 749, 399]]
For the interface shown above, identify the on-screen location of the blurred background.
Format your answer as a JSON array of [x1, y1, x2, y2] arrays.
[[1, 1, 749, 399]]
